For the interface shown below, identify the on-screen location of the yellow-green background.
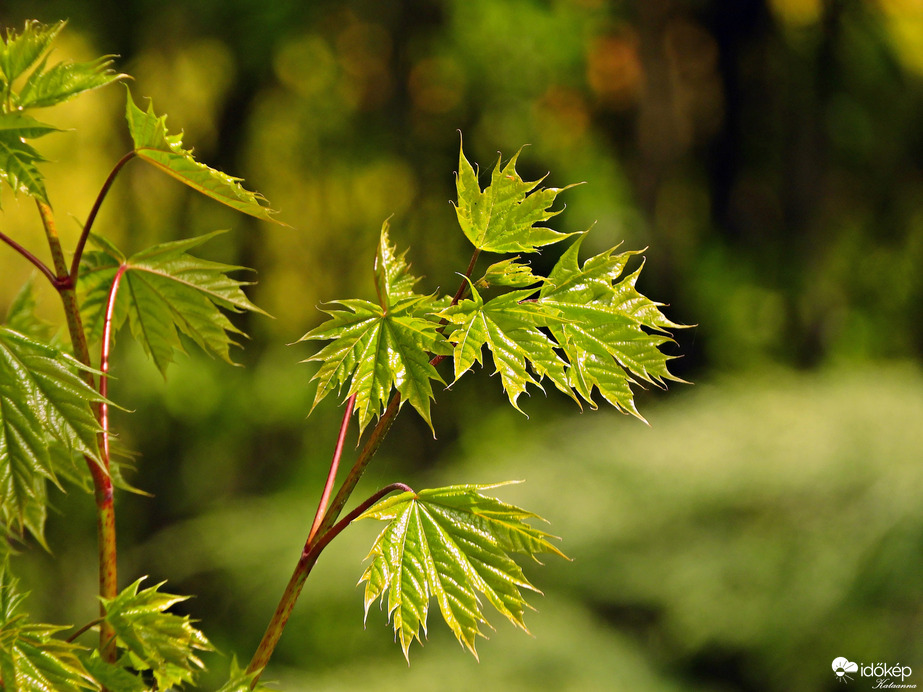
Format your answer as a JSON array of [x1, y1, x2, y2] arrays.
[[1, 1, 921, 690]]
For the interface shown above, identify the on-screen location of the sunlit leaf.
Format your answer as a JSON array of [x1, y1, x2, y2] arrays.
[[0, 328, 104, 531], [79, 653, 147, 692], [0, 21, 64, 87], [18, 56, 125, 109], [454, 141, 578, 253], [0, 112, 60, 139], [215, 657, 274, 692], [125, 88, 280, 223], [539, 236, 685, 418], [0, 565, 96, 691], [101, 578, 212, 690], [359, 483, 565, 661], [78, 232, 266, 376], [476, 258, 543, 289], [441, 280, 574, 411], [0, 132, 47, 203], [300, 222, 449, 434]]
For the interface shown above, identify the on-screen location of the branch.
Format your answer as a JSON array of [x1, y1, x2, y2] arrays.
[[0, 228, 60, 287], [307, 394, 356, 543], [99, 264, 128, 472], [38, 199, 119, 664], [246, 246, 482, 686], [246, 482, 413, 685], [66, 617, 105, 644], [70, 151, 136, 282]]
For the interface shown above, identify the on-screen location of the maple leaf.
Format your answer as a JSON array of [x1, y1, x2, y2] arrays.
[[101, 578, 212, 691], [0, 21, 123, 205], [475, 257, 543, 289], [78, 231, 266, 376], [359, 483, 565, 661], [125, 88, 279, 223], [0, 21, 64, 89], [453, 141, 578, 253], [0, 327, 105, 533], [0, 130, 48, 204], [440, 280, 574, 412], [0, 566, 96, 691], [539, 236, 685, 418], [299, 221, 450, 434]]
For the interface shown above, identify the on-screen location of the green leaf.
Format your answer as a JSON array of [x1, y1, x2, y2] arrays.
[[359, 483, 565, 661], [0, 21, 64, 87], [539, 236, 685, 418], [101, 578, 212, 690], [0, 112, 60, 139], [78, 231, 266, 376], [215, 657, 273, 692], [441, 281, 574, 412], [125, 88, 280, 223], [4, 277, 54, 341], [18, 55, 125, 109], [299, 222, 449, 434], [0, 328, 104, 533], [79, 653, 147, 692], [454, 140, 578, 253], [476, 258, 543, 289], [0, 131, 47, 203], [0, 566, 96, 691]]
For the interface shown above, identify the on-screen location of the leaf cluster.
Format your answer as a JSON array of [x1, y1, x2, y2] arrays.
[[0, 567, 213, 691], [302, 143, 684, 662], [0, 18, 687, 684], [0, 20, 125, 205], [302, 142, 684, 432]]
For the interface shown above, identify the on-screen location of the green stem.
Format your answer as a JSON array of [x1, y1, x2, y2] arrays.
[[36, 200, 119, 663]]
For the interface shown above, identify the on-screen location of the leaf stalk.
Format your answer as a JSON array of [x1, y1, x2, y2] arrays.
[[246, 482, 413, 685], [69, 151, 136, 282]]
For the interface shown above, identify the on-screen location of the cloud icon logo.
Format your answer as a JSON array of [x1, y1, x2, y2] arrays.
[[833, 658, 859, 682]]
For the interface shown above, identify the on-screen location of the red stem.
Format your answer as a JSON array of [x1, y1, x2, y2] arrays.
[[246, 247, 482, 684], [36, 200, 119, 665], [246, 482, 413, 685], [0, 228, 61, 287], [92, 263, 127, 667], [99, 264, 127, 468], [69, 151, 136, 282], [307, 394, 356, 543]]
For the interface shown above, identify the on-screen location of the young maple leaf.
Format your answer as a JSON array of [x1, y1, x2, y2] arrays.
[[0, 327, 105, 531], [125, 88, 280, 223], [440, 280, 575, 412], [299, 221, 450, 435], [539, 235, 686, 418], [78, 231, 266, 376], [100, 578, 212, 690], [453, 141, 579, 253], [358, 483, 566, 661]]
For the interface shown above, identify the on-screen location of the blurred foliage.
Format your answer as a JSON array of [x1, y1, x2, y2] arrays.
[[0, 0, 922, 689]]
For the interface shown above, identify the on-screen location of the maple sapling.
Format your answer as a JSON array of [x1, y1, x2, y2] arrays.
[[0, 20, 683, 690]]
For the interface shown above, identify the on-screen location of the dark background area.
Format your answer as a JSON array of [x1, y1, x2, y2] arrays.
[[1, 1, 921, 690]]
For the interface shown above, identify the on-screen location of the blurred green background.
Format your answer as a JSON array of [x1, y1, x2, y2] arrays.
[[1, 0, 922, 690]]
